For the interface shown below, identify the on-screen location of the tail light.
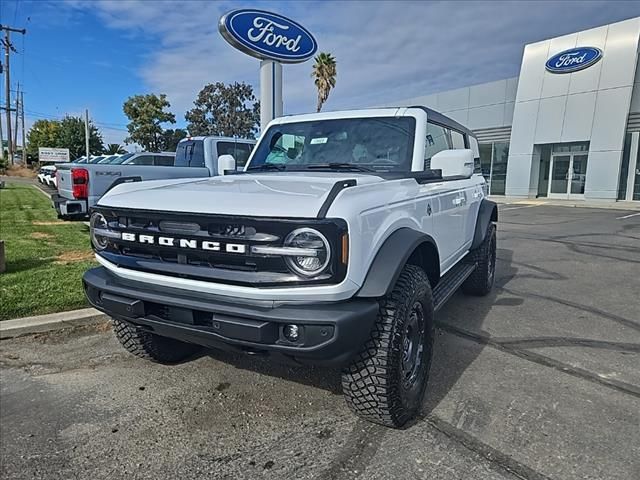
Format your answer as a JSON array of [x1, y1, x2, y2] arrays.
[[71, 168, 89, 199]]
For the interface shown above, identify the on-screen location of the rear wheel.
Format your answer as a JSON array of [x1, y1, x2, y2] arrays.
[[462, 223, 497, 296], [341, 264, 434, 428], [112, 318, 200, 364]]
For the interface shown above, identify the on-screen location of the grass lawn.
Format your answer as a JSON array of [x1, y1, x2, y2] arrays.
[[0, 183, 96, 320]]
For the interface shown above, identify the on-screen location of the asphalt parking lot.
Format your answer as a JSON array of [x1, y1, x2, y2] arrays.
[[1, 204, 639, 480]]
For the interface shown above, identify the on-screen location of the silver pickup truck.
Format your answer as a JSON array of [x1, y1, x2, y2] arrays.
[[52, 136, 255, 219]]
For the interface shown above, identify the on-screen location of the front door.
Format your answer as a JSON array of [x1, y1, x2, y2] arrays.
[[548, 153, 588, 199]]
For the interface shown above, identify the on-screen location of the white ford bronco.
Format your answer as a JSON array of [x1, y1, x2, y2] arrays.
[[83, 107, 497, 428]]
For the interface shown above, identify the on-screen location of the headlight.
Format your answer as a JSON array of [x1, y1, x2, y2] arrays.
[[90, 212, 109, 251], [283, 228, 331, 277]]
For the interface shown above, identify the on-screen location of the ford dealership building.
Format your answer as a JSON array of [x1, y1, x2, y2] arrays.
[[394, 16, 640, 202]]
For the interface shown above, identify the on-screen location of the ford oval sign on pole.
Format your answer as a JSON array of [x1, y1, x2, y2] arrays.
[[219, 9, 318, 131], [545, 47, 603, 74], [219, 9, 317, 63]]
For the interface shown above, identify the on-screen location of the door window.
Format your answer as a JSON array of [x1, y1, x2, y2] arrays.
[[217, 142, 254, 168], [154, 155, 174, 166], [550, 155, 570, 194], [451, 130, 466, 149], [424, 123, 451, 169], [127, 155, 153, 165]]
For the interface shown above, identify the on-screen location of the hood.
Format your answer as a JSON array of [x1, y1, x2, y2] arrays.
[[98, 172, 384, 218]]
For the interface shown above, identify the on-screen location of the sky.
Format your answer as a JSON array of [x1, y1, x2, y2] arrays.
[[1, 0, 639, 148]]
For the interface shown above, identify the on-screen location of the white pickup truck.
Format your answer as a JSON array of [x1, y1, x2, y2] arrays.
[[83, 107, 497, 427], [53, 137, 255, 219]]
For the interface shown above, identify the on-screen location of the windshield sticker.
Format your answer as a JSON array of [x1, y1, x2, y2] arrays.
[[310, 137, 328, 145]]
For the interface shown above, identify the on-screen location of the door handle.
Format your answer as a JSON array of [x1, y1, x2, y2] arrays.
[[453, 197, 464, 206]]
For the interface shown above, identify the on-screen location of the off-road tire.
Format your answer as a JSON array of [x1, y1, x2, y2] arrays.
[[341, 264, 434, 428], [112, 318, 200, 364], [462, 223, 497, 296]]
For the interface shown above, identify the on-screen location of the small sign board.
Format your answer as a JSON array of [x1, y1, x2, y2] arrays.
[[38, 147, 70, 162]]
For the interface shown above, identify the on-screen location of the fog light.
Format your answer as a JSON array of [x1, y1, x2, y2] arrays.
[[283, 324, 300, 342]]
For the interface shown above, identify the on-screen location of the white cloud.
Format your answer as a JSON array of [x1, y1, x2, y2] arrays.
[[74, 0, 639, 122]]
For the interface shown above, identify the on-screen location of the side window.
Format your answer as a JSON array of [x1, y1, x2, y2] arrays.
[[469, 137, 482, 174], [154, 155, 174, 166], [128, 155, 153, 165], [217, 142, 254, 168], [425, 122, 451, 169], [451, 130, 465, 149]]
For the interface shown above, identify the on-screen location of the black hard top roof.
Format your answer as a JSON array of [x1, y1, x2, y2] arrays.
[[408, 106, 476, 139]]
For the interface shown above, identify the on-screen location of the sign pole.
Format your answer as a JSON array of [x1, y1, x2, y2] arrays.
[[259, 60, 283, 132]]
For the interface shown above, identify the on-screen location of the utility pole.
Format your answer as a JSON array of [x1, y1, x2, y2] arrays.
[[85, 109, 90, 160], [20, 91, 25, 163], [13, 85, 19, 154], [1, 24, 27, 165], [0, 108, 4, 162]]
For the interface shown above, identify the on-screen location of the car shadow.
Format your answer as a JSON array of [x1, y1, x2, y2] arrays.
[[187, 248, 518, 408], [420, 247, 518, 417]]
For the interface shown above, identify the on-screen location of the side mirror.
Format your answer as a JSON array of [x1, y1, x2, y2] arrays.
[[430, 149, 474, 179], [217, 154, 236, 176]]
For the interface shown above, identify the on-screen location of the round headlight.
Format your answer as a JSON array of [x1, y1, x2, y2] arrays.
[[284, 228, 331, 277], [90, 212, 109, 251]]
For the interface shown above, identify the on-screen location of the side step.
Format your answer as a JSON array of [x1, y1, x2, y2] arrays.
[[432, 262, 476, 311]]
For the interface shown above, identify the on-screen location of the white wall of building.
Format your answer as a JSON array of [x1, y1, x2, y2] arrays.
[[505, 17, 640, 199], [394, 77, 517, 130]]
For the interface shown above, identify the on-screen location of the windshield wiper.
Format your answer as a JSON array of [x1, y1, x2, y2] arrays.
[[246, 163, 287, 171], [305, 163, 375, 172]]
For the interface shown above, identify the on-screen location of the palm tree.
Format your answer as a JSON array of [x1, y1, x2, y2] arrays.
[[311, 52, 337, 112], [105, 143, 126, 155]]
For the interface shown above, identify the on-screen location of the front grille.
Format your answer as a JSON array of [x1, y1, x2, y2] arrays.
[[93, 207, 348, 287]]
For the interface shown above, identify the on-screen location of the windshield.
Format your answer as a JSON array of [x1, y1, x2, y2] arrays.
[[88, 156, 105, 164], [107, 153, 134, 164], [248, 117, 416, 173], [97, 155, 117, 164]]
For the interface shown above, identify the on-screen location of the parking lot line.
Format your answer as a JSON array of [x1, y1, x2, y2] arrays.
[[616, 212, 640, 219]]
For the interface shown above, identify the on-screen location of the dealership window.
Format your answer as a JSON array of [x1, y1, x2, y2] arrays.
[[478, 142, 509, 195]]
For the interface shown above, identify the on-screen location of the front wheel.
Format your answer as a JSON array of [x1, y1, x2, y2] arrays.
[[341, 264, 434, 428], [112, 318, 200, 364]]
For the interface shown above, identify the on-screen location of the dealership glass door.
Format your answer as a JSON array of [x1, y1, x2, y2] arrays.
[[548, 153, 588, 198]]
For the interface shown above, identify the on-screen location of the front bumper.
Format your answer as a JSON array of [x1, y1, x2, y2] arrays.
[[52, 194, 87, 218], [83, 267, 378, 366]]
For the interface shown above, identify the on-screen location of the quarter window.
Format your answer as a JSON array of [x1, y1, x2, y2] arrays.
[[154, 155, 174, 166]]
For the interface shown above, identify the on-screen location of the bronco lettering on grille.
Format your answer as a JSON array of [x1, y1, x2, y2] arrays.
[[120, 232, 246, 254]]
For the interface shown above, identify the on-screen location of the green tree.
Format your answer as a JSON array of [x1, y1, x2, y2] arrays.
[[185, 82, 259, 138], [311, 52, 337, 112], [57, 116, 104, 159], [26, 119, 61, 157], [123, 94, 176, 152], [105, 143, 127, 155], [26, 117, 103, 160], [158, 129, 187, 152]]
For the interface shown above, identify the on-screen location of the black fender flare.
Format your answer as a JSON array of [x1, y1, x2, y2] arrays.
[[471, 199, 498, 250], [105, 176, 143, 194], [357, 228, 439, 298]]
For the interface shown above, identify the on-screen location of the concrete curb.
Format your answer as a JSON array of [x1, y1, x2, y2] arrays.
[[0, 308, 109, 339], [490, 196, 640, 211]]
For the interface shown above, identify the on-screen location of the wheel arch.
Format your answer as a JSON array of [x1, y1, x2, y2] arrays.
[[471, 199, 498, 250], [356, 228, 440, 298]]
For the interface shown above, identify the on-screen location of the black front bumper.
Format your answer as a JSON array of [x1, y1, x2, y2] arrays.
[[83, 267, 378, 366]]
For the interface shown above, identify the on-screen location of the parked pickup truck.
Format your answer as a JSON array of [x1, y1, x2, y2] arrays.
[[83, 107, 497, 428], [52, 137, 255, 219]]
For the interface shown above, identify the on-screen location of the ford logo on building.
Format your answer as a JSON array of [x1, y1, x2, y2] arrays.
[[545, 47, 603, 74], [219, 9, 317, 63]]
